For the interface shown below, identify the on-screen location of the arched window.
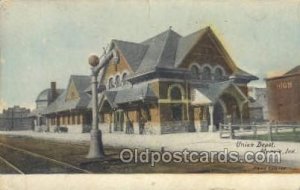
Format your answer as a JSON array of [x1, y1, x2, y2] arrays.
[[115, 75, 121, 87], [108, 78, 114, 89], [190, 65, 200, 79], [202, 66, 212, 80], [122, 73, 127, 85], [214, 67, 223, 81], [170, 87, 182, 100]]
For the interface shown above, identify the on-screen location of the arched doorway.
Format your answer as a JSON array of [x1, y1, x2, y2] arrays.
[[213, 101, 225, 130], [220, 93, 240, 124]]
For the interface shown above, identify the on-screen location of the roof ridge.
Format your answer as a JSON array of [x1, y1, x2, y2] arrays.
[[141, 28, 181, 44], [155, 29, 174, 68], [284, 65, 300, 75]]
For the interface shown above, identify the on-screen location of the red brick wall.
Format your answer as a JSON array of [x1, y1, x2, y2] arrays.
[[267, 74, 300, 122]]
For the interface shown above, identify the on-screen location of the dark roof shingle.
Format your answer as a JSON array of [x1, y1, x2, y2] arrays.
[[44, 75, 91, 114], [113, 40, 148, 72]]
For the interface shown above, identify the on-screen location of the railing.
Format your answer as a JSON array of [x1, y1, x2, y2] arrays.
[[219, 122, 300, 141]]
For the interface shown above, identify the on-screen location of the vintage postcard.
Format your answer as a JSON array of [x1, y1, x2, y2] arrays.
[[0, 0, 300, 189]]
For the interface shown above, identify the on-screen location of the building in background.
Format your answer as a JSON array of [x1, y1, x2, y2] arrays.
[[31, 82, 64, 131], [43, 75, 92, 133], [248, 97, 264, 122], [0, 106, 34, 131], [248, 87, 268, 122], [266, 65, 300, 123], [96, 26, 258, 134]]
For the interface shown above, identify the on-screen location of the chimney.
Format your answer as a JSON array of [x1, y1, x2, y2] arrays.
[[50, 82, 57, 102]]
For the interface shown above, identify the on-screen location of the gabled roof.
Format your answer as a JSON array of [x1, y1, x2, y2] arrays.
[[284, 65, 300, 75], [232, 68, 259, 81], [113, 40, 148, 72], [114, 82, 157, 104], [108, 26, 257, 82], [195, 81, 232, 104], [266, 65, 300, 81], [192, 80, 248, 105], [96, 91, 118, 109], [44, 75, 91, 114], [135, 29, 181, 74], [71, 75, 91, 92], [175, 27, 209, 67], [98, 82, 157, 110]]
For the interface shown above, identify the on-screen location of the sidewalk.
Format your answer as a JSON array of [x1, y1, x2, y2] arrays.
[[0, 130, 299, 168]]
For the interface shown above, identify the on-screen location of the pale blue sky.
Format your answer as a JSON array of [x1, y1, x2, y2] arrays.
[[1, 0, 300, 111]]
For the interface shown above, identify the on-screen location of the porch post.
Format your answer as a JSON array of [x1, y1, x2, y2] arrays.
[[37, 115, 40, 126], [208, 104, 214, 132], [239, 101, 247, 125]]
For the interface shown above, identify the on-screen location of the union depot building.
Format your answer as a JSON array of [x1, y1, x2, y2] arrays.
[[96, 26, 258, 134], [35, 26, 258, 134]]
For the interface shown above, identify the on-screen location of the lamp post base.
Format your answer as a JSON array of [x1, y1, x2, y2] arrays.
[[86, 129, 105, 159]]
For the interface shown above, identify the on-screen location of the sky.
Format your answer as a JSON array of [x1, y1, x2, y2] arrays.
[[1, 0, 300, 112]]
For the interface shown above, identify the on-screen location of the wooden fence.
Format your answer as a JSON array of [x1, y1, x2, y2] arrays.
[[219, 123, 300, 141]]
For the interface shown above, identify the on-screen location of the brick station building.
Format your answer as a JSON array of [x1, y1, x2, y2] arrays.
[[43, 75, 92, 133], [33, 76, 93, 133], [266, 65, 300, 123], [96, 26, 258, 134]]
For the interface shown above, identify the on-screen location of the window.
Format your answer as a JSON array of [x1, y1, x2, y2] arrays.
[[122, 73, 127, 85], [108, 78, 114, 89], [202, 66, 212, 80], [169, 86, 184, 121], [172, 104, 182, 121], [214, 67, 223, 81], [115, 75, 121, 87], [190, 65, 200, 79], [170, 87, 182, 100]]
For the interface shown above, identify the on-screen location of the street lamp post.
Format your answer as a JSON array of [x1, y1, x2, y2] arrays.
[[86, 45, 119, 159]]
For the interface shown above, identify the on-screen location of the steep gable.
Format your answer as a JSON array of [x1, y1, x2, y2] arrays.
[[175, 27, 209, 67], [65, 75, 90, 101], [66, 80, 79, 101], [176, 27, 235, 72], [175, 27, 257, 81], [45, 75, 91, 114], [113, 40, 148, 72]]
